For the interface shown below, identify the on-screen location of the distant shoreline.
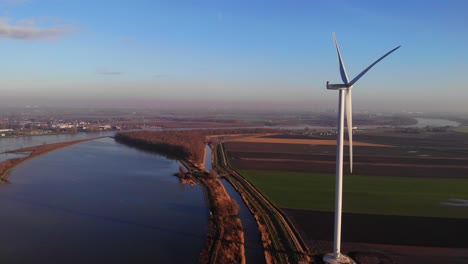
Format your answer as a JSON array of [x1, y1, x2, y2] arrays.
[[0, 131, 114, 140], [0, 138, 101, 183]]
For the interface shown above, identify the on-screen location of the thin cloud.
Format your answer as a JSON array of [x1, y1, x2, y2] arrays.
[[0, 17, 78, 40], [97, 69, 124, 75]]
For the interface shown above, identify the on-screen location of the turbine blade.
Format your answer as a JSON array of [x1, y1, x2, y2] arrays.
[[345, 90, 353, 174], [333, 33, 349, 84], [348, 45, 401, 87]]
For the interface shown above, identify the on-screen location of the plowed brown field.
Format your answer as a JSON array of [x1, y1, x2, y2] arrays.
[[230, 137, 390, 147], [224, 131, 468, 263]]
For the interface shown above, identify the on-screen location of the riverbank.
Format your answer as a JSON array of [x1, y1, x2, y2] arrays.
[[0, 138, 99, 183], [199, 175, 245, 264], [115, 135, 246, 264], [176, 162, 245, 264], [115, 129, 312, 263], [115, 130, 313, 263]]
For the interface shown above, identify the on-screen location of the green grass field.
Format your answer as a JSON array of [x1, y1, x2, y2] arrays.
[[452, 126, 468, 133], [241, 170, 468, 218]]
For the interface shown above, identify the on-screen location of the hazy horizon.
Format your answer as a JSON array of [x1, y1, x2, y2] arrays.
[[1, 97, 466, 116], [1, 0, 467, 113]]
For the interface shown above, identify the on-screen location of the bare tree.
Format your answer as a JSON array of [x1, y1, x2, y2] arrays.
[[208, 169, 218, 179]]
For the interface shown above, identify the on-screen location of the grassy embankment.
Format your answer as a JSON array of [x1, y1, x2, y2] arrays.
[[240, 170, 468, 219], [0, 139, 96, 183], [453, 126, 468, 133], [115, 132, 245, 264], [215, 143, 311, 264]]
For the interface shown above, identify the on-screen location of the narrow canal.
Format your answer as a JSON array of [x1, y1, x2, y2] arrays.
[[205, 145, 265, 264]]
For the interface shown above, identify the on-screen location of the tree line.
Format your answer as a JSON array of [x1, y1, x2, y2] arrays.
[[115, 128, 281, 164]]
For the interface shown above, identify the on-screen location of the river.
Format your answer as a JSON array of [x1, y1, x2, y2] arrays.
[[405, 118, 461, 128], [204, 145, 265, 264], [0, 131, 116, 152], [0, 137, 208, 263]]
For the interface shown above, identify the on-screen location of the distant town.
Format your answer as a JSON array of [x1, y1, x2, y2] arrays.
[[0, 106, 466, 138]]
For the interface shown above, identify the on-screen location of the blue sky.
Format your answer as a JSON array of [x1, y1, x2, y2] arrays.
[[0, 0, 467, 112]]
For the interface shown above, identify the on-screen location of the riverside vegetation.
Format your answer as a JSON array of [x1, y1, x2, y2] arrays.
[[115, 130, 311, 264], [174, 164, 245, 264], [114, 128, 281, 167], [115, 130, 279, 264]]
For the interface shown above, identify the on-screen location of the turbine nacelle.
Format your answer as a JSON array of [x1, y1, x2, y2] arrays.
[[326, 82, 351, 90]]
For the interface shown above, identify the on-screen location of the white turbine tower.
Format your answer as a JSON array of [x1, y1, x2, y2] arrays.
[[323, 33, 400, 264]]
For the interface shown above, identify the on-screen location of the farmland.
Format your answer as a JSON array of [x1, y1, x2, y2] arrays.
[[225, 132, 468, 178], [239, 170, 468, 219], [229, 136, 390, 147], [222, 130, 468, 261]]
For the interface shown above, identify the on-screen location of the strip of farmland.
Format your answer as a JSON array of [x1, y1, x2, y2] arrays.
[[225, 132, 468, 262], [285, 209, 468, 248], [224, 141, 468, 179], [230, 137, 390, 147]]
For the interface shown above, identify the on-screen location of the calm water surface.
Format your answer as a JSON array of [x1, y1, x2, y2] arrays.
[[0, 131, 115, 152], [205, 145, 265, 264], [406, 118, 461, 128], [221, 179, 265, 264], [0, 137, 208, 263], [0, 152, 30, 162]]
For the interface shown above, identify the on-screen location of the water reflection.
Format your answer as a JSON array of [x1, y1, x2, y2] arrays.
[[204, 145, 265, 263], [0, 152, 30, 162], [0, 131, 115, 152], [405, 118, 461, 128], [0, 137, 208, 264]]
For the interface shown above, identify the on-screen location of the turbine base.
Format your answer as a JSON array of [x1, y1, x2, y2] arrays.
[[323, 253, 356, 264]]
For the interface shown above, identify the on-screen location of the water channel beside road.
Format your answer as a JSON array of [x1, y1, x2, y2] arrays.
[[204, 145, 265, 264]]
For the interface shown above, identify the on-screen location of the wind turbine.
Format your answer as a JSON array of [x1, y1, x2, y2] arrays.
[[323, 33, 400, 264]]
